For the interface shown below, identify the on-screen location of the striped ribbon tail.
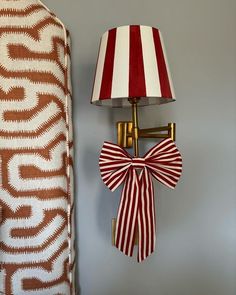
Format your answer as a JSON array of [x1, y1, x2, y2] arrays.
[[137, 168, 156, 262], [115, 168, 139, 257], [99, 138, 182, 262]]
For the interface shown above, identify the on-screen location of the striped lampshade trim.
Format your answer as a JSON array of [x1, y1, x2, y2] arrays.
[[91, 25, 175, 107]]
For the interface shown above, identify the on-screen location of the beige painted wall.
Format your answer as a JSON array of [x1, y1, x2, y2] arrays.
[[43, 1, 236, 294]]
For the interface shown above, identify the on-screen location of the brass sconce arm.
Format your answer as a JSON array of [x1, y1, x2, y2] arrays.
[[117, 122, 176, 149], [139, 123, 176, 140]]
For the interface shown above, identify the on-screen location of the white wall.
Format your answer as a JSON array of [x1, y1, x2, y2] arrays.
[[43, 1, 236, 294]]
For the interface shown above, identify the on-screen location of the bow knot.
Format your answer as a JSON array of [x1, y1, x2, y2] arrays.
[[131, 157, 145, 169], [99, 138, 182, 262]]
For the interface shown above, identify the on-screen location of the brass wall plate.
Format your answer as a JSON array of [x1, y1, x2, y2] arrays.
[[117, 121, 133, 148], [112, 218, 138, 246]]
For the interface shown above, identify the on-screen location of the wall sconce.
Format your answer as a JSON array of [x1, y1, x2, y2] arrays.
[[91, 25, 182, 262]]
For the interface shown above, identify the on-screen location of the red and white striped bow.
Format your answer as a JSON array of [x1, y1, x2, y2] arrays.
[[99, 138, 182, 262]]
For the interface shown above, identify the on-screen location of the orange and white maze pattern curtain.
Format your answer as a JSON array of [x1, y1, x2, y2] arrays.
[[0, 1, 75, 294]]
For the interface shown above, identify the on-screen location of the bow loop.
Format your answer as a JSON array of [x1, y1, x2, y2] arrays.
[[99, 141, 132, 191], [144, 138, 182, 189], [99, 138, 182, 262]]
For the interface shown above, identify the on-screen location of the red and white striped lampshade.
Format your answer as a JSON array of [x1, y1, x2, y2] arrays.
[[91, 25, 175, 107]]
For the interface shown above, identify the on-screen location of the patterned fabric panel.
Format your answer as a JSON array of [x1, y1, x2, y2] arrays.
[[0, 1, 75, 294]]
